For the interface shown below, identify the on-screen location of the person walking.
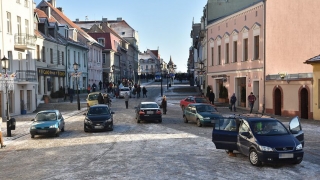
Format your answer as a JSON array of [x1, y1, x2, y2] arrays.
[[161, 95, 167, 114], [137, 85, 141, 98], [87, 85, 91, 94], [0, 126, 6, 149], [230, 93, 237, 112], [209, 90, 215, 105], [248, 92, 257, 113], [92, 83, 97, 92], [142, 87, 148, 98], [98, 93, 104, 104], [104, 94, 112, 107], [124, 92, 129, 109]]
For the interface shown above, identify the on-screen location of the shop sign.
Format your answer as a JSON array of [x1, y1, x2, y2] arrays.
[[38, 69, 66, 77]]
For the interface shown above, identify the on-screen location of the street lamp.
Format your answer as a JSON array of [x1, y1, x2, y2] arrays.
[[1, 56, 12, 137], [160, 64, 163, 96], [73, 62, 80, 110]]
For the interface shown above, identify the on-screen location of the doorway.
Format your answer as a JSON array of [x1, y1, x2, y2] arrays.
[[253, 81, 259, 111], [300, 88, 308, 119], [274, 88, 282, 115]]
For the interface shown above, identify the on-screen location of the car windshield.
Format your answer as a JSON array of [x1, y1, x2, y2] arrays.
[[88, 107, 110, 115], [35, 112, 57, 121], [141, 104, 158, 108], [196, 105, 217, 112], [252, 120, 289, 135], [88, 94, 99, 101], [195, 98, 209, 103], [120, 88, 129, 91]]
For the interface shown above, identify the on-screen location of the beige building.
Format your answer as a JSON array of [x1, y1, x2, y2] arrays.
[[206, 0, 319, 119]]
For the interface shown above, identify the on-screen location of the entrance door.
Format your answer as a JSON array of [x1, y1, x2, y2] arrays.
[[300, 88, 308, 119], [274, 88, 281, 115]]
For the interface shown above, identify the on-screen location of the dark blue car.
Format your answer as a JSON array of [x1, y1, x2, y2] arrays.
[[84, 104, 114, 132], [212, 115, 304, 166]]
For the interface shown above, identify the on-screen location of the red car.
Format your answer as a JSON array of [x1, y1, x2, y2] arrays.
[[180, 96, 211, 110]]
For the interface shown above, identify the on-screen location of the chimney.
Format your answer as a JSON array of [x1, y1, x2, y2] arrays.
[[76, 18, 79, 22], [40, 6, 51, 18], [102, 18, 108, 22], [57, 7, 63, 13], [48, 0, 56, 8], [117, 17, 122, 21]]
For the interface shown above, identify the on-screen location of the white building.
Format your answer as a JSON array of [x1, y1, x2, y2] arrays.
[[0, 0, 37, 117]]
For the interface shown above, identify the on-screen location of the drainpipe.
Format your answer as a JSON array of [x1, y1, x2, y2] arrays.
[[262, 0, 266, 114]]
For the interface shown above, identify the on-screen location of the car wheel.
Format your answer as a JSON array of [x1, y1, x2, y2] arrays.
[[196, 119, 202, 127], [292, 158, 303, 164], [31, 134, 35, 138], [84, 124, 89, 132], [56, 133, 60, 137], [249, 149, 262, 166], [158, 119, 162, 123], [61, 126, 65, 132], [183, 116, 188, 123]]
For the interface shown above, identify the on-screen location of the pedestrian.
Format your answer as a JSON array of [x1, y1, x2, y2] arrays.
[[98, 92, 104, 104], [87, 85, 91, 94], [209, 90, 215, 105], [248, 92, 257, 113], [92, 83, 97, 92], [230, 93, 237, 112], [99, 80, 102, 90], [124, 92, 129, 109], [161, 95, 167, 114], [69, 88, 74, 103], [0, 126, 6, 149], [142, 87, 148, 98], [64, 85, 69, 101], [137, 85, 141, 98], [104, 94, 112, 107]]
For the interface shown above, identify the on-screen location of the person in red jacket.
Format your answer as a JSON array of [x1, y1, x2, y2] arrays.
[[248, 92, 256, 113]]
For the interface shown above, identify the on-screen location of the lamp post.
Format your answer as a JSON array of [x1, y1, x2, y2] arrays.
[[73, 62, 80, 110], [160, 64, 163, 96], [166, 69, 169, 90], [1, 56, 12, 137]]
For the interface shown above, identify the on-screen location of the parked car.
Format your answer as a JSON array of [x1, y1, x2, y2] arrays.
[[119, 87, 131, 98], [154, 75, 162, 82], [84, 104, 114, 132], [183, 103, 222, 127], [212, 115, 304, 166], [180, 96, 211, 110], [135, 102, 162, 123], [30, 110, 65, 138]]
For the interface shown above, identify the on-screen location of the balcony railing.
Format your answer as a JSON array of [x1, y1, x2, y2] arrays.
[[14, 33, 37, 50], [15, 70, 37, 82]]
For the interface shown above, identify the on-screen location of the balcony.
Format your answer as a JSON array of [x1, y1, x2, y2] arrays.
[[15, 70, 37, 83], [14, 33, 37, 50]]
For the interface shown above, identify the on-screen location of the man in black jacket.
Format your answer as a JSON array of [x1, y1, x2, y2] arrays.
[[209, 90, 215, 105]]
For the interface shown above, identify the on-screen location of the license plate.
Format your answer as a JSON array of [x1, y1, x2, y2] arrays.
[[279, 153, 293, 159], [94, 126, 103, 129], [38, 130, 48, 133]]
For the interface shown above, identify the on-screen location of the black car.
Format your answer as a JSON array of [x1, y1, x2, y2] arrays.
[[183, 103, 222, 127], [135, 102, 162, 123], [84, 104, 114, 132], [212, 115, 304, 166]]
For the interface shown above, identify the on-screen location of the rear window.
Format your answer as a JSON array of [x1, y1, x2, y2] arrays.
[[195, 98, 209, 103], [88, 94, 99, 101], [120, 88, 130, 91], [141, 104, 158, 108]]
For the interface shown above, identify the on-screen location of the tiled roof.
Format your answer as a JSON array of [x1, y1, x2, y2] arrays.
[[304, 54, 320, 64], [38, 1, 98, 44], [34, 8, 48, 18]]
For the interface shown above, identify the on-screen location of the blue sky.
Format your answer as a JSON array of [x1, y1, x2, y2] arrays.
[[34, 0, 207, 72]]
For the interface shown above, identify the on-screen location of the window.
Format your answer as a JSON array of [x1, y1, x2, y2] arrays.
[[74, 51, 76, 63], [122, 32, 125, 35], [243, 38, 248, 61], [7, 12, 12, 34], [83, 53, 86, 67], [98, 38, 105, 46], [61, 51, 64, 65], [211, 47, 214, 66], [102, 53, 106, 63], [25, 19, 29, 35], [68, 49, 70, 65], [36, 45, 40, 61], [57, 50, 60, 64], [17, 16, 21, 34], [42, 46, 46, 62], [16, 0, 20, 3], [8, 51, 12, 71], [256, 11, 258, 17], [254, 35, 259, 60], [218, 45, 221, 65], [50, 48, 53, 63], [24, 0, 28, 7], [245, 15, 247, 21], [225, 43, 229, 64], [78, 52, 80, 66], [233, 41, 237, 63], [239, 121, 250, 133]]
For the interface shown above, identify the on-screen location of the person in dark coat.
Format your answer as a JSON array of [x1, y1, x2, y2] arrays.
[[209, 90, 215, 105], [230, 93, 237, 112], [99, 81, 102, 90], [161, 95, 167, 114], [98, 93, 104, 104], [137, 85, 141, 98], [142, 87, 147, 98], [92, 83, 97, 92]]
